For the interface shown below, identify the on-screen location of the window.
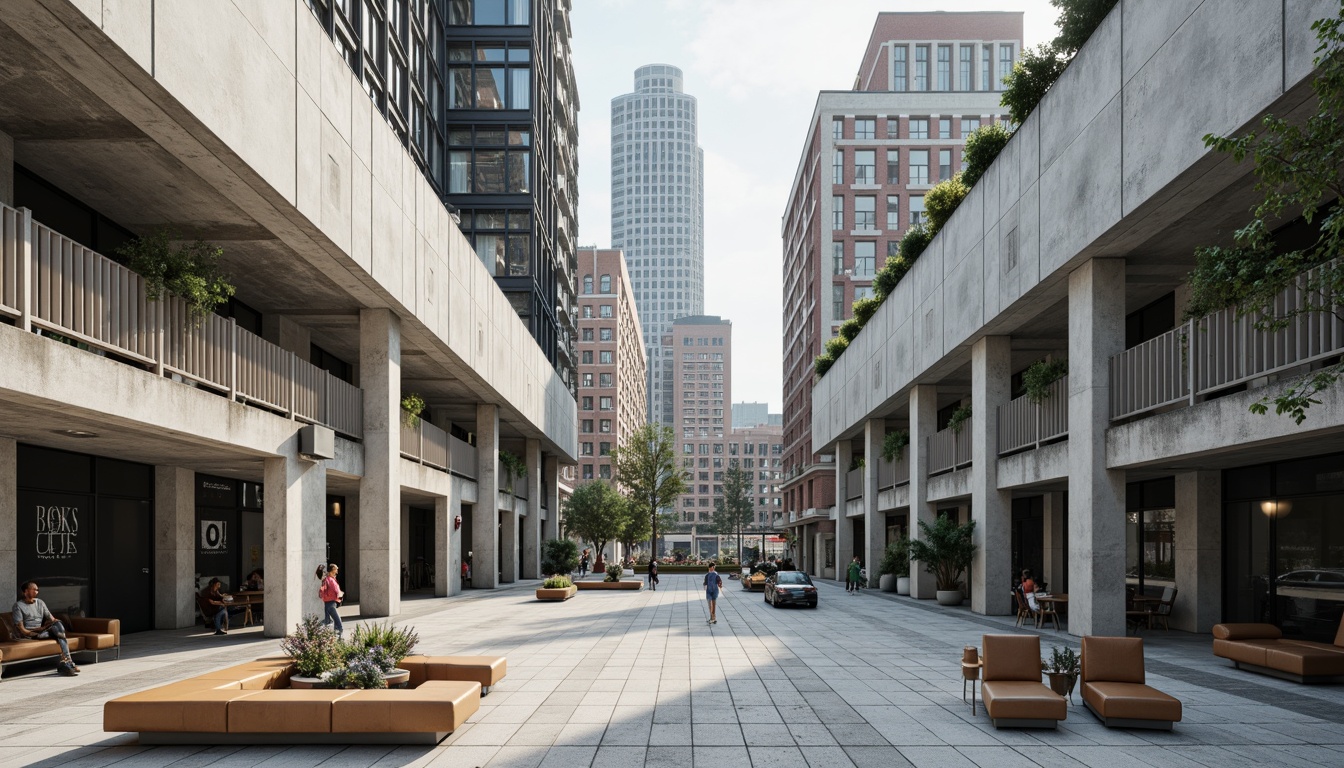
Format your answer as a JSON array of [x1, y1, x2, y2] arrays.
[[599, 373, 612, 387], [854, 119, 875, 140], [580, 442, 593, 456], [582, 464, 593, 479], [886, 118, 899, 138], [854, 196, 876, 230], [832, 150, 844, 185], [599, 419, 612, 433], [447, 126, 530, 194], [599, 350, 613, 364], [999, 44, 1014, 88], [832, 196, 844, 231], [599, 274, 611, 293], [582, 275, 592, 294], [599, 327, 613, 341], [961, 118, 981, 137], [938, 118, 951, 139], [936, 45, 951, 90], [448, 0, 530, 26], [959, 45, 973, 91], [599, 441, 611, 456], [909, 150, 929, 185], [910, 195, 926, 225], [832, 242, 844, 273], [886, 151, 900, 184], [463, 208, 532, 277], [914, 45, 929, 91], [599, 305, 613, 318], [581, 328, 593, 341], [855, 285, 874, 301], [581, 350, 593, 364], [582, 305, 592, 318], [581, 419, 593, 433], [833, 285, 844, 321], [581, 373, 593, 387], [446, 44, 530, 110], [832, 117, 843, 139], [599, 397, 613, 410], [598, 465, 611, 479], [892, 46, 907, 91], [909, 119, 928, 139], [854, 151, 875, 185], [939, 149, 952, 181], [982, 44, 992, 90], [854, 242, 876, 276], [886, 196, 900, 231], [581, 396, 593, 410]]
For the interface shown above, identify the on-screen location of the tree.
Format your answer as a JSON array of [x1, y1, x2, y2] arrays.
[[1185, 5, 1344, 424], [1000, 43, 1068, 125], [612, 424, 688, 558], [1052, 0, 1119, 55], [711, 461, 755, 563], [561, 480, 629, 569], [540, 538, 579, 577]]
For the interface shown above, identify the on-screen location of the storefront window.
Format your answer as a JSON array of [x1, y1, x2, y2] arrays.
[[1125, 477, 1176, 595]]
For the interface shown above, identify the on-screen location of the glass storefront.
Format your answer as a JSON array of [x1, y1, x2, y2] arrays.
[[1126, 478, 1176, 595], [1224, 454, 1344, 642]]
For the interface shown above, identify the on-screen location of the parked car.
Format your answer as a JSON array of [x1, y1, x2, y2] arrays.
[[765, 571, 818, 608]]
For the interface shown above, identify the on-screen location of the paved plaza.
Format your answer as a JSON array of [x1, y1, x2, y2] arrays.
[[3, 575, 1344, 767]]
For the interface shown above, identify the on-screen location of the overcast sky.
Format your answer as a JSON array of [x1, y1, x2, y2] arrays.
[[572, 1, 1062, 412]]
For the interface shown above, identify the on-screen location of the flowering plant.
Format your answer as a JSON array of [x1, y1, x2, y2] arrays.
[[323, 648, 388, 689]]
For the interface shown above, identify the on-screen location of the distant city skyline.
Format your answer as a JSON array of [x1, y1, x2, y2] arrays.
[[571, 0, 1061, 411]]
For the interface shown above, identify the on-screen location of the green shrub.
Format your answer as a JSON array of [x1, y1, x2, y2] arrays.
[[873, 256, 910, 301], [116, 228, 235, 323], [962, 123, 1013, 188], [1000, 44, 1068, 125], [542, 575, 573, 589], [852, 296, 881, 325], [400, 393, 426, 427], [898, 223, 933, 264], [925, 175, 970, 234], [814, 354, 834, 377], [948, 404, 972, 434], [348, 621, 419, 666], [879, 538, 911, 577], [824, 336, 849, 359], [881, 429, 910, 462], [604, 563, 623, 582], [541, 538, 579, 576], [838, 318, 862, 343], [1052, 0, 1119, 55], [280, 615, 345, 678], [1022, 358, 1068, 403]]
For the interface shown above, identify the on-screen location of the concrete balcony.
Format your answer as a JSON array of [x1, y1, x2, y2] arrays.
[[997, 376, 1069, 455], [927, 420, 972, 476]]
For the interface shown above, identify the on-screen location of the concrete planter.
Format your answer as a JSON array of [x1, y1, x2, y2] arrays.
[[896, 576, 911, 595], [535, 585, 577, 601], [936, 590, 965, 606], [288, 675, 328, 689], [879, 574, 897, 592], [576, 581, 643, 591]]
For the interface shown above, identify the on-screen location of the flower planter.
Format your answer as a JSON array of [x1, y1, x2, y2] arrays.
[[535, 585, 577, 601], [879, 574, 897, 592], [575, 581, 643, 591], [896, 576, 911, 595], [385, 669, 411, 689], [288, 675, 328, 689], [936, 589, 965, 606], [1046, 672, 1077, 703]]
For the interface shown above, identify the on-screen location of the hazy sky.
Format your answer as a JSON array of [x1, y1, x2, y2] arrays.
[[572, 1, 1062, 412]]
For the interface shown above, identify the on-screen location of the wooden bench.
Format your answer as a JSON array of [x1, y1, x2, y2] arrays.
[[398, 655, 507, 694], [0, 615, 120, 676]]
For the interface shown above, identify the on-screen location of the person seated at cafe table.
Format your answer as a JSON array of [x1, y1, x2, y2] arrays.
[[199, 578, 233, 636], [244, 569, 264, 591]]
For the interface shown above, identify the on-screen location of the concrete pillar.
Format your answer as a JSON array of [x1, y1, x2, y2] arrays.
[[971, 336, 1012, 615], [433, 493, 452, 597], [399, 503, 411, 577], [344, 494, 361, 603], [862, 419, 884, 587], [1067, 258, 1128, 637], [153, 466, 195, 629], [0, 131, 12, 207], [834, 441, 853, 584], [1043, 491, 1066, 593], [0, 439, 16, 605], [1175, 471, 1221, 632], [473, 403, 500, 588], [500, 506, 518, 584], [908, 384, 939, 599], [358, 308, 401, 616], [544, 455, 561, 542], [263, 449, 327, 638], [522, 439, 542, 579]]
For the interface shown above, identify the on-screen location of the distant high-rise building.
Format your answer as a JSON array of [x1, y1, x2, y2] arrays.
[[732, 402, 771, 429], [780, 12, 1021, 541], [610, 64, 705, 427], [576, 248, 647, 484]]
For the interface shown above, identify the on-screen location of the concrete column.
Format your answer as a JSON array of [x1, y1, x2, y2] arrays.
[[344, 494, 361, 603], [0, 439, 16, 605], [263, 448, 327, 638], [1043, 491, 1066, 593], [399, 503, 411, 575], [1175, 471, 1221, 632], [971, 336, 1012, 615], [433, 493, 452, 597], [500, 506, 518, 583], [834, 441, 853, 584], [522, 439, 542, 579], [358, 308, 401, 616], [544, 455, 561, 542], [1067, 258, 1128, 637], [153, 466, 195, 629], [908, 384, 939, 599], [473, 403, 500, 588], [862, 419, 884, 587]]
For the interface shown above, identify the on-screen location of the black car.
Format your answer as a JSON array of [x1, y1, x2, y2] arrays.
[[765, 571, 818, 608]]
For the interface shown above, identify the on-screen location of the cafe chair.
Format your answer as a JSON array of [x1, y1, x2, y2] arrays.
[[1150, 587, 1177, 631], [1012, 590, 1034, 628]]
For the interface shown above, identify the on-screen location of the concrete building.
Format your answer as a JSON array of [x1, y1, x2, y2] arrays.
[[576, 247, 647, 484], [781, 12, 1021, 579], [445, 0, 580, 393], [732, 401, 782, 429], [809, 0, 1344, 641], [610, 64, 706, 427], [0, 0, 576, 637]]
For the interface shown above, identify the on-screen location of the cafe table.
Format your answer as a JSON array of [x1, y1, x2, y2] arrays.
[[1036, 593, 1067, 630], [227, 590, 264, 627]]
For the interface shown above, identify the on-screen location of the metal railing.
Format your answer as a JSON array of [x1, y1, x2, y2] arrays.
[[877, 456, 894, 490], [400, 414, 449, 471], [0, 203, 363, 438], [450, 436, 477, 479], [997, 376, 1069, 455], [845, 467, 863, 500], [1110, 262, 1344, 420], [501, 461, 529, 499], [928, 419, 972, 476]]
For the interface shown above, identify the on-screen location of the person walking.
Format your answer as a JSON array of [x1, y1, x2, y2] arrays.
[[847, 556, 863, 594], [579, 548, 591, 577], [648, 559, 660, 591], [318, 563, 344, 637], [703, 562, 724, 624]]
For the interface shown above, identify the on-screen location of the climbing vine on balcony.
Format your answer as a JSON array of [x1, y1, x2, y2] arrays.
[[117, 228, 235, 323]]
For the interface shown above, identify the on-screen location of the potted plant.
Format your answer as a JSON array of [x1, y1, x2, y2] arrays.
[[947, 404, 972, 434], [906, 516, 977, 606], [1043, 645, 1080, 702], [401, 393, 427, 427], [323, 648, 392, 690], [878, 538, 910, 592], [280, 614, 345, 688], [345, 621, 420, 687], [604, 563, 623, 582]]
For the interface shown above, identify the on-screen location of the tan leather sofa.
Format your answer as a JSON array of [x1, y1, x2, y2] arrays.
[[0, 615, 121, 674], [980, 634, 1067, 729], [1212, 619, 1344, 683], [1079, 636, 1181, 730], [398, 654, 507, 694], [105, 657, 481, 744]]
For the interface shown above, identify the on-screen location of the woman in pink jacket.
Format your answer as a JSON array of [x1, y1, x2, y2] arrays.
[[318, 563, 344, 637]]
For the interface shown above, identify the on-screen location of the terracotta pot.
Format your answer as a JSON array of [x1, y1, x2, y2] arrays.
[[1046, 672, 1077, 699]]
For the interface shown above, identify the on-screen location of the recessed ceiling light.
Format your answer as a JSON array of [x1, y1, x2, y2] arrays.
[[53, 429, 99, 439]]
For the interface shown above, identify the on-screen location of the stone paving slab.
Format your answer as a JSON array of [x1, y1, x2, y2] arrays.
[[2, 575, 1344, 767]]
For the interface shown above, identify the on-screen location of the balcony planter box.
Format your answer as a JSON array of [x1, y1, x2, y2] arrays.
[[576, 581, 643, 591], [936, 590, 965, 606], [535, 586, 577, 601], [896, 576, 911, 595]]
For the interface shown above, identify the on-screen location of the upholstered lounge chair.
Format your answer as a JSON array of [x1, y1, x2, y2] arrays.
[[1079, 636, 1181, 730], [980, 634, 1067, 729], [1212, 619, 1344, 683]]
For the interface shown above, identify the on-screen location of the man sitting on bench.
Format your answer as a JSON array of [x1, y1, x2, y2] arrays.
[[12, 581, 79, 676]]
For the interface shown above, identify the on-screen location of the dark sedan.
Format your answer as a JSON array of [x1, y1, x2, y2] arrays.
[[765, 571, 818, 608]]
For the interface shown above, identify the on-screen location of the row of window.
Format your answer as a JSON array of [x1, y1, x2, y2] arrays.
[[579, 327, 615, 342], [580, 351, 615, 365], [579, 373, 613, 388], [892, 42, 1015, 92], [833, 116, 983, 141], [833, 148, 958, 187], [581, 274, 613, 293], [832, 195, 925, 231]]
